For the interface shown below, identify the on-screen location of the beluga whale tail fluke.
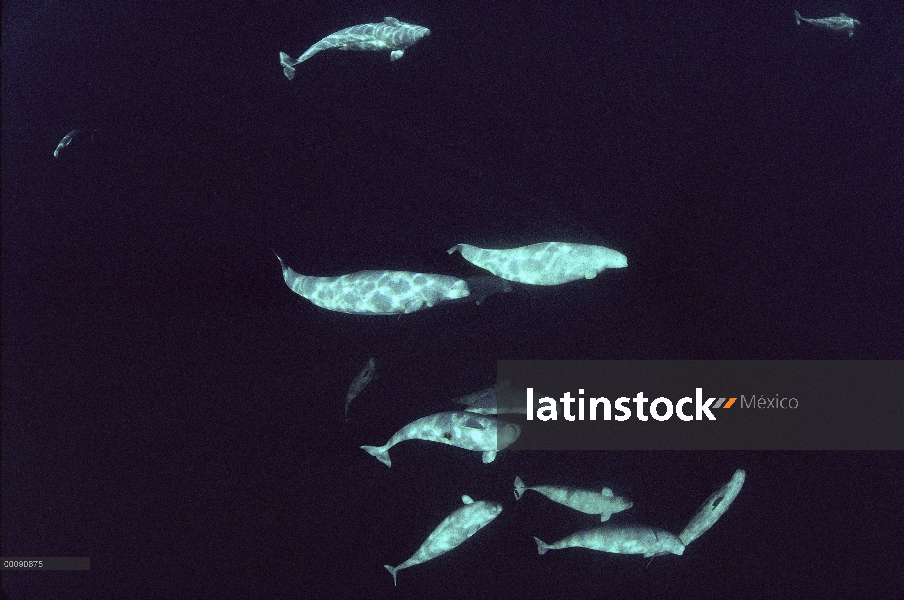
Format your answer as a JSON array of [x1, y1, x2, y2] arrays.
[[448, 242, 627, 286], [361, 444, 393, 467], [383, 564, 399, 586], [280, 17, 430, 79], [794, 10, 860, 36], [279, 52, 298, 80]]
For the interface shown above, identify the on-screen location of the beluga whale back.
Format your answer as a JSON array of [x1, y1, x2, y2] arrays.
[[280, 17, 431, 80], [794, 11, 860, 36], [448, 242, 627, 286], [274, 253, 469, 315]]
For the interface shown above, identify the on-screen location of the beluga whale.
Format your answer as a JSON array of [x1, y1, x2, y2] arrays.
[[53, 129, 79, 158], [52, 129, 99, 158], [384, 494, 502, 586], [534, 525, 685, 559], [274, 253, 469, 315], [279, 17, 431, 80], [678, 469, 746, 547], [514, 476, 633, 521], [360, 411, 521, 466], [448, 242, 627, 286], [794, 11, 860, 36], [453, 382, 527, 415], [344, 357, 376, 422]]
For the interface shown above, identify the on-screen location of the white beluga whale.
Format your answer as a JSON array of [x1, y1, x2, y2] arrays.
[[275, 253, 469, 315], [360, 411, 521, 466], [794, 11, 860, 36], [514, 476, 633, 521], [679, 469, 746, 547], [448, 242, 627, 286], [453, 386, 502, 414], [279, 17, 431, 80], [452, 382, 527, 415], [384, 494, 502, 586], [53, 129, 79, 158], [534, 525, 685, 559], [52, 129, 99, 157], [344, 357, 376, 422]]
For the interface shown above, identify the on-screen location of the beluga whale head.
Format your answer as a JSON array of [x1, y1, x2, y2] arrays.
[[386, 17, 430, 45], [410, 24, 430, 41], [601, 247, 627, 269], [496, 422, 521, 450]]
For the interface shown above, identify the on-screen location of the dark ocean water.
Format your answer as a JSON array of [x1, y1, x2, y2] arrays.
[[3, 1, 903, 598]]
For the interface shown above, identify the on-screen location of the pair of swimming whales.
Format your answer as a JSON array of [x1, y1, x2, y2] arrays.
[[276, 242, 628, 315], [279, 10, 860, 82]]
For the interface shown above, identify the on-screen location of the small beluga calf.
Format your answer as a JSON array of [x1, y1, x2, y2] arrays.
[[794, 10, 861, 36], [360, 411, 521, 466], [53, 129, 78, 158], [678, 469, 746, 547], [275, 254, 469, 315], [344, 357, 376, 422], [448, 242, 627, 286], [279, 17, 431, 80], [514, 476, 633, 521], [384, 495, 502, 586], [534, 525, 685, 559]]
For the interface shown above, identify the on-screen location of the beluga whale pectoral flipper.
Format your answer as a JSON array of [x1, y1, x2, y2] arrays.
[[360, 411, 521, 466], [384, 494, 502, 586], [279, 16, 431, 79], [794, 10, 860, 36], [461, 275, 514, 305], [274, 253, 469, 315], [448, 242, 627, 286]]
